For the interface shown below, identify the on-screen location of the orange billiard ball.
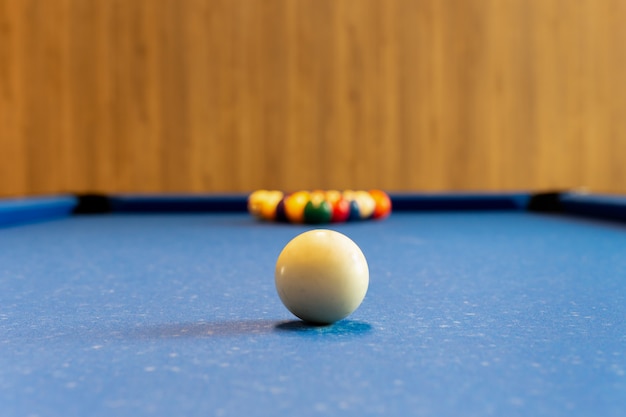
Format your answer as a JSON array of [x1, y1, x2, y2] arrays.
[[369, 189, 392, 219]]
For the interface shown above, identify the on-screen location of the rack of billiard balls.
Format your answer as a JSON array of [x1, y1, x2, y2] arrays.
[[248, 189, 392, 224]]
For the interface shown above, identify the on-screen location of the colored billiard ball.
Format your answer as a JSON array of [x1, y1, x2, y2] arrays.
[[325, 190, 350, 223], [342, 190, 363, 221], [284, 190, 310, 223], [303, 194, 332, 224], [347, 199, 361, 221], [274, 196, 289, 222], [247, 189, 268, 218], [354, 190, 376, 219], [275, 229, 369, 324], [324, 190, 342, 205], [330, 198, 350, 223], [369, 189, 392, 219], [260, 190, 284, 221]]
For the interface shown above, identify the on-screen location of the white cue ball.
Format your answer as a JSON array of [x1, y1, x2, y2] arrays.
[[275, 229, 369, 324]]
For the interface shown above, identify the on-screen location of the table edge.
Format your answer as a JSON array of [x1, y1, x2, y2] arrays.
[[0, 192, 624, 228]]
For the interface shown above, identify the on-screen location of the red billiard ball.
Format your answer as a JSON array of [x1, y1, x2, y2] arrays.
[[325, 190, 350, 223], [331, 198, 350, 223]]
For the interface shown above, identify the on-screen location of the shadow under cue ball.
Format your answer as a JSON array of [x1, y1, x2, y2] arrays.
[[275, 229, 369, 324]]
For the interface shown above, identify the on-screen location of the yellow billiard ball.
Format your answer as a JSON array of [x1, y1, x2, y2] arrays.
[[284, 191, 310, 223]]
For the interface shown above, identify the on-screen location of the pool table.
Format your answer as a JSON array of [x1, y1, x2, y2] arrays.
[[1, 192, 625, 417]]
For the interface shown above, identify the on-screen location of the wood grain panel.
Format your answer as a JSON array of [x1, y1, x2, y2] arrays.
[[1, 0, 626, 196], [0, 0, 26, 195]]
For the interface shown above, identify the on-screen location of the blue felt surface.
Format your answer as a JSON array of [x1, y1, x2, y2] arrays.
[[1, 211, 625, 417], [0, 195, 77, 228]]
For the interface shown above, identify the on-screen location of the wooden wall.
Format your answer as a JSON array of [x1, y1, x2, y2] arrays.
[[1, 0, 626, 196]]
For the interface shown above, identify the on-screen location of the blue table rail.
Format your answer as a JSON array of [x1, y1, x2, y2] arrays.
[[2, 191, 625, 224]]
